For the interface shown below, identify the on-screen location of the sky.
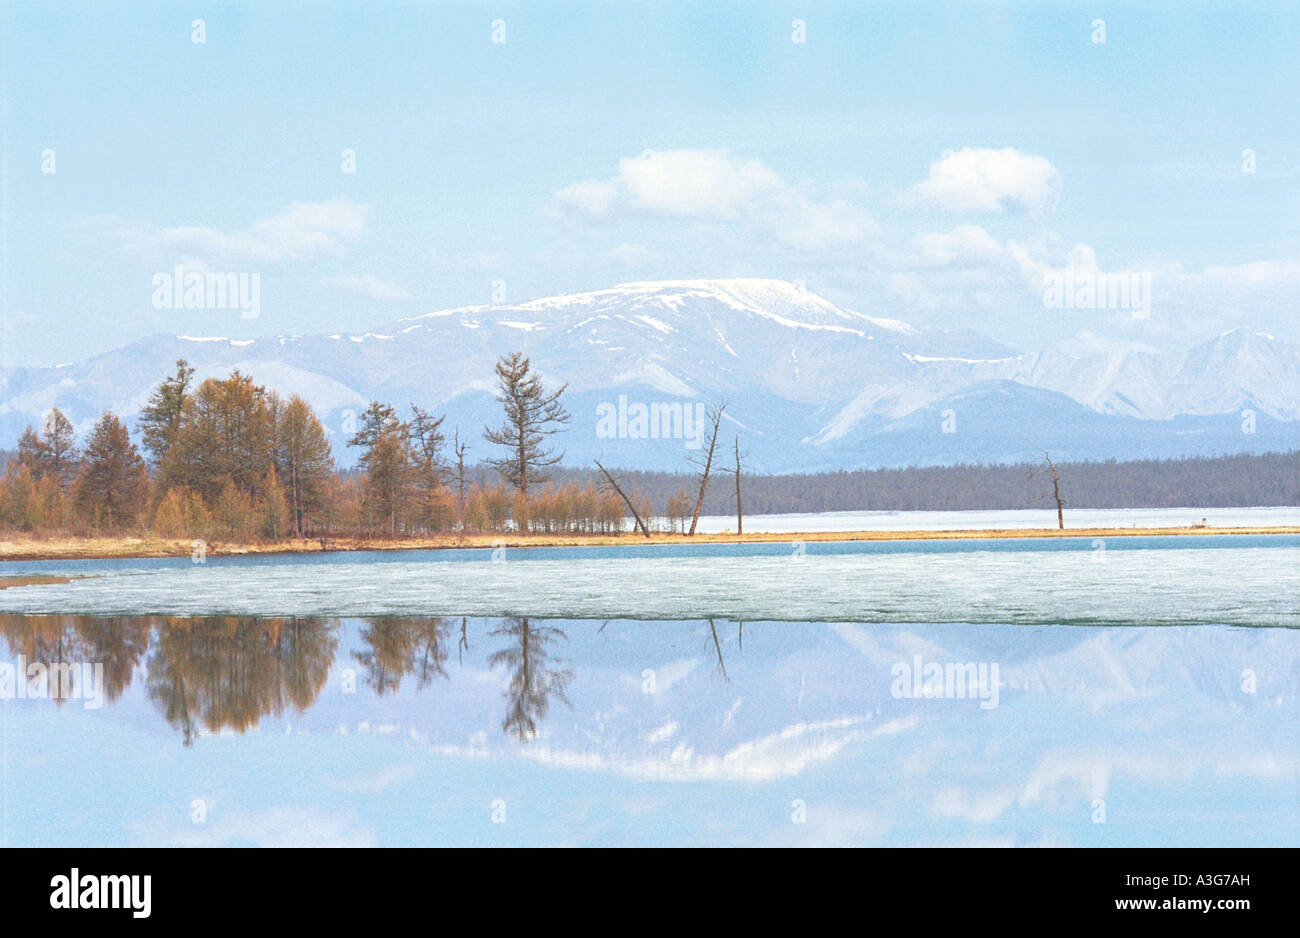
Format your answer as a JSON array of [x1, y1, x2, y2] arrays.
[[3, 0, 1299, 366]]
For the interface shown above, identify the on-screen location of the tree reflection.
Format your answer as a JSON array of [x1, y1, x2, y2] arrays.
[[353, 617, 452, 694], [0, 614, 151, 704], [705, 619, 748, 681], [487, 617, 573, 741], [144, 617, 338, 745], [0, 613, 750, 745]]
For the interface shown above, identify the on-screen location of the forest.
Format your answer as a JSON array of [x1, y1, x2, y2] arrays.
[[0, 355, 1294, 545]]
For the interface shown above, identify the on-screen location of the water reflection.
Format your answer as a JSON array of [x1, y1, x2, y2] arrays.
[[2, 613, 1296, 846], [0, 614, 150, 705], [143, 617, 338, 745], [0, 614, 593, 743], [488, 618, 573, 741]]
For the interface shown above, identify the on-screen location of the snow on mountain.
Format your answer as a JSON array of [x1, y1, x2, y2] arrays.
[[1, 280, 1296, 471]]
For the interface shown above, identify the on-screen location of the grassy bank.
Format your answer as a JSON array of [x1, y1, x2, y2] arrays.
[[1, 525, 1296, 562]]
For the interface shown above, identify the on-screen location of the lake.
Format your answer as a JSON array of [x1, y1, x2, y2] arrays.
[[1, 531, 1296, 846]]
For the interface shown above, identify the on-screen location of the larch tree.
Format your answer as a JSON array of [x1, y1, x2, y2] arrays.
[[274, 395, 335, 537], [348, 401, 412, 535], [15, 427, 48, 477], [74, 412, 150, 529], [40, 408, 80, 490], [16, 408, 78, 489], [161, 371, 274, 502], [138, 359, 195, 467], [483, 352, 570, 502], [409, 404, 449, 527]]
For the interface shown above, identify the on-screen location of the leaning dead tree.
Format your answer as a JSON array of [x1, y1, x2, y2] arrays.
[[594, 459, 651, 537], [687, 403, 725, 536], [1031, 450, 1066, 529]]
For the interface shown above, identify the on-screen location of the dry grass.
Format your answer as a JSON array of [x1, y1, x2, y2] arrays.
[[0, 524, 1295, 562]]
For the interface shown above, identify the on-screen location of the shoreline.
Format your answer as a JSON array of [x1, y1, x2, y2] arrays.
[[1, 524, 1297, 563]]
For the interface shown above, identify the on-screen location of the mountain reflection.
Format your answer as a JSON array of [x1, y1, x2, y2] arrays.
[[0, 614, 675, 744]]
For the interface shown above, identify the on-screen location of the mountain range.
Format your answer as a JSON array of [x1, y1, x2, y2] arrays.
[[4, 278, 1297, 472]]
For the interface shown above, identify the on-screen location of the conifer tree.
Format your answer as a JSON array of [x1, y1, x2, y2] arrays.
[[273, 395, 334, 537], [74, 412, 149, 529], [138, 359, 195, 467], [483, 353, 569, 502]]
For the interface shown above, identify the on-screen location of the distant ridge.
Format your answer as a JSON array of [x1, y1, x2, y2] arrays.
[[2, 279, 1297, 471]]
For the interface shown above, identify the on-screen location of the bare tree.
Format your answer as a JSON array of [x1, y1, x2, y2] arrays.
[[453, 428, 468, 530], [593, 459, 651, 537], [730, 435, 745, 535], [1031, 450, 1066, 529], [687, 403, 725, 536]]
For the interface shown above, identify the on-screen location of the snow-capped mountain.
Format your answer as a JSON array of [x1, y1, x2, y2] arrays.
[[2, 279, 1296, 471]]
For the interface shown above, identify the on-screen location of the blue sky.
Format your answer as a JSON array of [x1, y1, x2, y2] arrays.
[[4, 0, 1299, 365]]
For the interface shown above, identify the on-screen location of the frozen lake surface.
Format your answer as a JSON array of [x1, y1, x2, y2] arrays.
[[0, 533, 1295, 626]]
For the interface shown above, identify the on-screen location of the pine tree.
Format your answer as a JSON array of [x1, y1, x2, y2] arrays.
[[483, 353, 569, 501], [73, 412, 150, 530]]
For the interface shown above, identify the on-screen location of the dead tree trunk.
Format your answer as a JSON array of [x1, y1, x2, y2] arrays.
[[687, 404, 725, 536], [708, 619, 728, 680], [1041, 450, 1065, 529], [594, 460, 651, 537], [732, 435, 743, 535], [454, 431, 468, 530]]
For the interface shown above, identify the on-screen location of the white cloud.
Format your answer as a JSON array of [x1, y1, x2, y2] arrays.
[[914, 224, 1005, 267], [555, 179, 620, 218], [323, 273, 410, 301], [111, 199, 368, 265], [906, 147, 1061, 215], [555, 148, 879, 248], [427, 246, 510, 272], [616, 149, 784, 218], [605, 242, 656, 265]]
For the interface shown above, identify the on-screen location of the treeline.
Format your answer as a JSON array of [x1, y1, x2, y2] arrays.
[[0, 355, 670, 542], [540, 451, 1299, 514], [1, 352, 1293, 544]]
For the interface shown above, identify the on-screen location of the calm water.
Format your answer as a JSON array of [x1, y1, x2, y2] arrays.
[[1, 533, 1296, 846]]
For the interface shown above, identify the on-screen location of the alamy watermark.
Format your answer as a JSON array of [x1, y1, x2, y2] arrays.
[[152, 263, 260, 319], [595, 395, 708, 449], [891, 654, 1000, 710], [0, 656, 105, 710], [1042, 267, 1151, 319]]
